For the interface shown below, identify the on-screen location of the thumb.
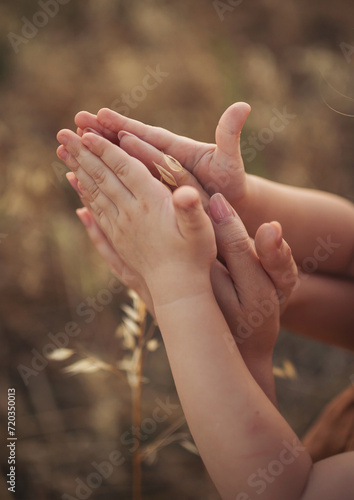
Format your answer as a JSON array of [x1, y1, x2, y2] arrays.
[[173, 186, 210, 239], [255, 222, 299, 312], [214, 102, 251, 166]]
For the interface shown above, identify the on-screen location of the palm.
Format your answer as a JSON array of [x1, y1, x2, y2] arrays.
[[75, 102, 251, 208]]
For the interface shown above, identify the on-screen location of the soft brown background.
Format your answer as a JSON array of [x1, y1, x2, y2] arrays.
[[0, 1, 353, 499]]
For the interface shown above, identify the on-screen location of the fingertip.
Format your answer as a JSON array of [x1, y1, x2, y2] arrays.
[[81, 132, 99, 148], [66, 172, 82, 195], [209, 193, 235, 225], [66, 171, 76, 184], [98, 107, 111, 114], [97, 108, 112, 123], [255, 222, 297, 311], [231, 101, 252, 115], [76, 208, 92, 228], [57, 128, 72, 140], [74, 110, 85, 123], [270, 221, 283, 248], [173, 185, 201, 209], [255, 222, 282, 255], [256, 222, 294, 278], [173, 186, 210, 238], [74, 110, 94, 124], [57, 145, 67, 160], [219, 102, 252, 133]]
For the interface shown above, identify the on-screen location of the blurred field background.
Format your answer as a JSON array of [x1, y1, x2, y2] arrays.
[[0, 1, 354, 499]]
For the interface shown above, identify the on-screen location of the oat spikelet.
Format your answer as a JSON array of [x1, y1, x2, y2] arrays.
[[146, 339, 160, 352], [47, 348, 74, 361], [163, 153, 184, 172], [180, 439, 200, 456], [273, 359, 298, 380], [153, 162, 178, 187], [63, 358, 111, 375]]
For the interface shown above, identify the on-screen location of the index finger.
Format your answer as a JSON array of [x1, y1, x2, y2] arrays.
[[118, 131, 211, 210], [209, 193, 273, 305], [81, 132, 157, 198], [75, 111, 120, 144], [95, 108, 204, 168]]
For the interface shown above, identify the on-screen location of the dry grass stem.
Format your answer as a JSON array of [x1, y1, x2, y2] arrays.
[[132, 295, 147, 500]]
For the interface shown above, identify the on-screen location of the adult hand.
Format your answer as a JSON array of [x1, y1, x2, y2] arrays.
[[75, 102, 252, 208]]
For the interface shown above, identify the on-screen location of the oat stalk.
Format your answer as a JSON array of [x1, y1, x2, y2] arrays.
[[132, 297, 147, 500]]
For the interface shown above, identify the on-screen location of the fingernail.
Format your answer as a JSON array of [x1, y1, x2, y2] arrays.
[[65, 172, 77, 190], [77, 181, 85, 196], [118, 130, 135, 141], [81, 135, 92, 148], [58, 134, 68, 146], [58, 148, 68, 160], [270, 221, 283, 248], [209, 193, 234, 224], [76, 208, 91, 228], [83, 127, 103, 137]]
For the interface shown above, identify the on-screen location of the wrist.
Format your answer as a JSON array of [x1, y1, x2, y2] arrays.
[[145, 265, 214, 308], [233, 174, 255, 217], [233, 174, 260, 237]]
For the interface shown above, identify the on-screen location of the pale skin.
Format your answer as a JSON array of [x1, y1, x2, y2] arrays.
[[72, 104, 354, 351], [74, 104, 354, 276], [57, 130, 354, 500], [61, 136, 299, 407]]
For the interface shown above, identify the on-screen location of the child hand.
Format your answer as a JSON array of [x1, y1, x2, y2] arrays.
[[75, 102, 251, 209], [67, 172, 155, 315], [60, 133, 297, 404], [57, 130, 217, 307]]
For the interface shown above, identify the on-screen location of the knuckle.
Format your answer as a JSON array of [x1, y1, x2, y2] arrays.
[[111, 159, 128, 178], [95, 206, 104, 220], [91, 167, 107, 185], [72, 147, 82, 160], [94, 206, 111, 238], [88, 183, 100, 201], [221, 229, 250, 255], [68, 158, 79, 172]]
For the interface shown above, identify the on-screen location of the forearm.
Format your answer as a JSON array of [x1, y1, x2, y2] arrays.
[[149, 275, 312, 500], [239, 175, 354, 276], [281, 273, 354, 351]]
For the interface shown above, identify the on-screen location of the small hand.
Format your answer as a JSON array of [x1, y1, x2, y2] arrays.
[[57, 130, 216, 306], [67, 171, 155, 314]]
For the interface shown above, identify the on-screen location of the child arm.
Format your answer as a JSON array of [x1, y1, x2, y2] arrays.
[[57, 129, 354, 500], [152, 283, 312, 500], [281, 272, 354, 350], [148, 197, 354, 500], [239, 175, 354, 277], [152, 274, 354, 500]]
